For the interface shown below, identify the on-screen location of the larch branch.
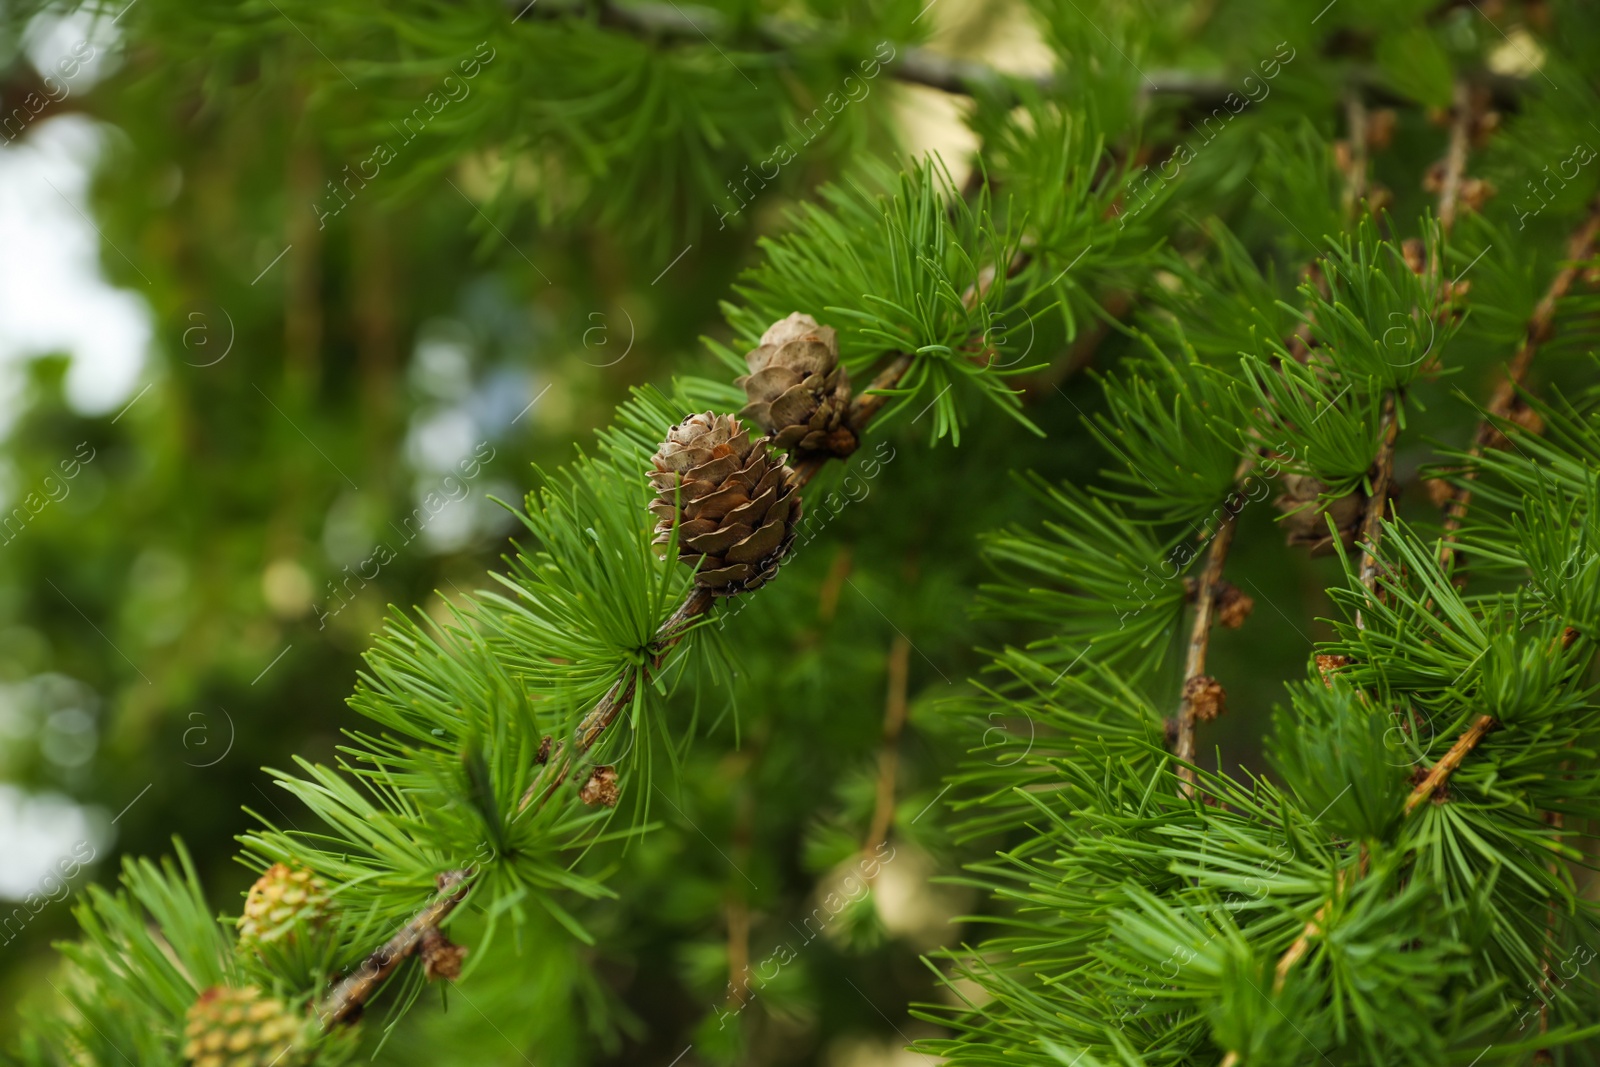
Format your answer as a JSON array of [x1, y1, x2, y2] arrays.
[[1436, 80, 1473, 235], [1404, 714, 1496, 816], [863, 634, 911, 871], [323, 346, 918, 1029], [1173, 460, 1250, 799], [1440, 199, 1600, 570], [1354, 393, 1399, 630], [316, 869, 472, 1026]]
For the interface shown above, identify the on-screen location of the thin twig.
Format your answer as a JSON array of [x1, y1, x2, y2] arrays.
[[1267, 713, 1491, 991], [1440, 199, 1600, 571], [1437, 80, 1473, 235], [1341, 91, 1370, 217], [516, 0, 1529, 105], [725, 770, 755, 1007], [1404, 714, 1496, 815], [1355, 392, 1400, 628], [317, 870, 472, 1026], [1273, 871, 1347, 993], [1277, 717, 1500, 985], [1173, 461, 1250, 799], [863, 634, 911, 873]]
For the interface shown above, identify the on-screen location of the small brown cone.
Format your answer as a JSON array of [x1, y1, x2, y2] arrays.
[[1212, 582, 1254, 630], [183, 986, 308, 1067], [1184, 676, 1227, 722], [736, 313, 855, 456], [649, 412, 801, 596], [579, 765, 621, 808], [1275, 474, 1366, 556], [1315, 654, 1350, 688], [419, 926, 469, 982], [237, 863, 329, 948]]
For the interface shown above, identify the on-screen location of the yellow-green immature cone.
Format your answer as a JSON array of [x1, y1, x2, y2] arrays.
[[182, 986, 308, 1067], [236, 863, 329, 947]]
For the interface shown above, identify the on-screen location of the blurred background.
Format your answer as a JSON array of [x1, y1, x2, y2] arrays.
[[0, 0, 1569, 1062]]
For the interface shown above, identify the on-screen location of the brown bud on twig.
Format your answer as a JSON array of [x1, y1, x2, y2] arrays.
[[1333, 140, 1353, 174], [579, 765, 620, 807], [1213, 582, 1255, 630], [1276, 474, 1368, 556], [1315, 654, 1350, 688], [1401, 237, 1427, 275], [1421, 162, 1446, 194], [419, 926, 468, 982], [1366, 108, 1397, 150], [1183, 675, 1227, 722], [1471, 110, 1501, 148], [1459, 177, 1495, 213]]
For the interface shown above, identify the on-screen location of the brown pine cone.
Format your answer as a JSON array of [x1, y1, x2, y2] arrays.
[[579, 765, 620, 807], [649, 412, 801, 595], [1275, 473, 1366, 556], [735, 312, 855, 456], [1183, 675, 1227, 722]]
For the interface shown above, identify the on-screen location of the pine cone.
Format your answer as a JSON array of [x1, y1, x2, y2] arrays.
[[735, 312, 855, 456], [1275, 474, 1366, 556], [237, 863, 329, 948], [1183, 675, 1227, 722], [183, 986, 308, 1067], [1315, 654, 1350, 688], [649, 413, 802, 595], [579, 765, 620, 807]]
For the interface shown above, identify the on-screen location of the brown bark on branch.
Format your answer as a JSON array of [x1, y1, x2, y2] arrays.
[[1404, 713, 1496, 815], [1436, 80, 1473, 235], [1173, 460, 1250, 799], [316, 870, 472, 1026], [1439, 199, 1600, 571], [863, 634, 911, 872], [1273, 873, 1346, 994], [1354, 392, 1400, 631], [516, 0, 1528, 106]]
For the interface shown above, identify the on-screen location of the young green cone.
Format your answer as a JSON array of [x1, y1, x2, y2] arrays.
[[182, 986, 309, 1067], [236, 863, 329, 948]]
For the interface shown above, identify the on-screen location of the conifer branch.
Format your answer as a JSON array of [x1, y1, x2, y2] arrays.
[[316, 869, 472, 1026], [1273, 893, 1335, 994], [1353, 392, 1399, 632], [1436, 80, 1473, 235], [521, 0, 1526, 107], [1403, 713, 1496, 815], [322, 347, 920, 1029], [1173, 460, 1250, 798], [1439, 198, 1600, 571], [863, 634, 911, 871], [1340, 92, 1369, 218]]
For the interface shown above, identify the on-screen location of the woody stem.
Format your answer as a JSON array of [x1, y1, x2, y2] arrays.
[[1173, 463, 1249, 799], [1440, 198, 1600, 571]]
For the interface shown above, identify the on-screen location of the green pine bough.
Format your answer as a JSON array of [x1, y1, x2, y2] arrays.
[[12, 2, 1600, 1065]]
